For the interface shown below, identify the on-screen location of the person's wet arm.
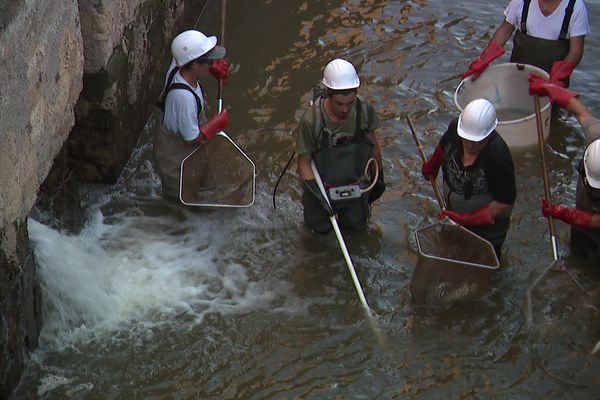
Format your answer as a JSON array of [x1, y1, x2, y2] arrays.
[[566, 96, 593, 124], [295, 113, 316, 181], [488, 200, 514, 220], [490, 20, 515, 47], [297, 154, 314, 181], [565, 36, 584, 65], [589, 213, 600, 228], [566, 98, 600, 145]]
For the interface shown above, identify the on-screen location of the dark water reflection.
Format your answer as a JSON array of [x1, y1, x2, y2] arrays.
[[15, 0, 600, 398]]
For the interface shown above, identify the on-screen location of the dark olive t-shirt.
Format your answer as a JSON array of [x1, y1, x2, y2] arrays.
[[295, 97, 379, 155]]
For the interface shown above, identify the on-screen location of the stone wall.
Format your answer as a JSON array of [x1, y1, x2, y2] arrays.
[[70, 0, 203, 182], [0, 1, 84, 396], [0, 0, 206, 396]]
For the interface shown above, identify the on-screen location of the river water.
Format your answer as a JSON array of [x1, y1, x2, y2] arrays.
[[13, 0, 600, 398]]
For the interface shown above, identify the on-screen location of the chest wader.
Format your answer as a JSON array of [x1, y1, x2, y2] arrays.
[[302, 97, 374, 233], [571, 163, 600, 259], [153, 68, 205, 198], [510, 0, 576, 81], [442, 136, 510, 257]]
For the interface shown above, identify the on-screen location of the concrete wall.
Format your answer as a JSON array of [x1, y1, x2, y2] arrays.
[[0, 0, 206, 396]]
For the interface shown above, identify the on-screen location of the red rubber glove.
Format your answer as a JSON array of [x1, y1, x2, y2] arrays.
[[209, 59, 229, 81], [463, 41, 505, 81], [422, 144, 444, 181], [528, 74, 578, 109], [200, 110, 229, 141], [440, 206, 493, 226], [549, 60, 576, 87], [541, 199, 592, 228]]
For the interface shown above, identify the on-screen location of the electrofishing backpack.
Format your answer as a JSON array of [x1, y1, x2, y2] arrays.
[[271, 88, 379, 209], [311, 93, 375, 189]]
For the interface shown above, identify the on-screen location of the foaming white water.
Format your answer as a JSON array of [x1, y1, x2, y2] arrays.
[[27, 115, 308, 350], [28, 198, 286, 348]]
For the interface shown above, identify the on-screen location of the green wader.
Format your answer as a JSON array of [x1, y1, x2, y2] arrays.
[[153, 72, 206, 199], [152, 111, 196, 199], [510, 0, 576, 85], [302, 97, 377, 233], [510, 30, 570, 74], [304, 140, 375, 233]]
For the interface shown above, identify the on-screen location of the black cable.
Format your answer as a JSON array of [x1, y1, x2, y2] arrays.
[[272, 152, 296, 209]]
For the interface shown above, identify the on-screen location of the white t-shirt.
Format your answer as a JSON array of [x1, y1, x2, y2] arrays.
[[504, 0, 589, 40], [161, 59, 206, 142]]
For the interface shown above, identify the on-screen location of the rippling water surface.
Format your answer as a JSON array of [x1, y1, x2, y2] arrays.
[[13, 0, 600, 398]]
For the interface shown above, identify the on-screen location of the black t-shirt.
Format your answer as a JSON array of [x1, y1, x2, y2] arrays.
[[440, 118, 516, 205]]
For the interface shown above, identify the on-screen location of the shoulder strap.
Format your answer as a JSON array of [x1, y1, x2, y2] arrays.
[[166, 67, 179, 89], [354, 96, 369, 139], [313, 96, 328, 150], [156, 67, 204, 115], [558, 0, 577, 40], [164, 83, 203, 115], [156, 67, 180, 111], [520, 0, 532, 34]]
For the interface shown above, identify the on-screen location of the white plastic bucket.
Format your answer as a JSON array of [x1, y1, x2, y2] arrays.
[[454, 63, 552, 149]]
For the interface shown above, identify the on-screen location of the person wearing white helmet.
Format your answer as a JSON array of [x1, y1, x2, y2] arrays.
[[421, 99, 516, 257], [295, 58, 384, 233], [529, 74, 600, 257], [463, 0, 589, 87], [153, 29, 230, 199]]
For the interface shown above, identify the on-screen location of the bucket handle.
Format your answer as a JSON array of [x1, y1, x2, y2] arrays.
[[453, 78, 467, 112]]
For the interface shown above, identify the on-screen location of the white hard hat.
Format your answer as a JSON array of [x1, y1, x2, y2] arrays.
[[457, 99, 498, 142], [584, 139, 600, 189], [322, 58, 360, 90], [171, 30, 225, 67]]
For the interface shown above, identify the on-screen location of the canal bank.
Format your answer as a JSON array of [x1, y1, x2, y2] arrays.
[[0, 0, 207, 396], [6, 0, 600, 398]]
